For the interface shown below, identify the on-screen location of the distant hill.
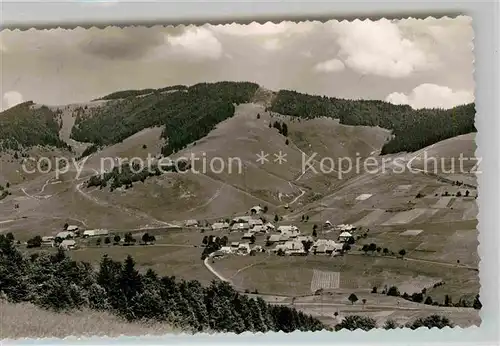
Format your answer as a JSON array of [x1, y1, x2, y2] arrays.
[[0, 101, 70, 152], [269, 90, 476, 154], [71, 82, 260, 156], [0, 83, 476, 158]]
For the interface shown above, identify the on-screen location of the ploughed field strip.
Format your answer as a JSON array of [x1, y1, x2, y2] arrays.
[[310, 270, 341, 293], [381, 208, 429, 226], [400, 229, 424, 236], [354, 209, 386, 227]]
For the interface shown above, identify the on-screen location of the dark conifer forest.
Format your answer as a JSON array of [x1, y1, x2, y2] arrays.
[[70, 82, 260, 156], [269, 90, 476, 154], [0, 82, 475, 156], [0, 101, 69, 151], [0, 234, 327, 333]]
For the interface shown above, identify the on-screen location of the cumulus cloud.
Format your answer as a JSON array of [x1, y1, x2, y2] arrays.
[[210, 21, 315, 37], [166, 27, 222, 60], [210, 21, 316, 52], [385, 83, 474, 109], [80, 27, 165, 60], [262, 38, 281, 51], [2, 91, 24, 111], [314, 59, 345, 73], [333, 19, 432, 78]]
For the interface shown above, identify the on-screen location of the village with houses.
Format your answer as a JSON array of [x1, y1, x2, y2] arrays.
[[20, 204, 358, 260]]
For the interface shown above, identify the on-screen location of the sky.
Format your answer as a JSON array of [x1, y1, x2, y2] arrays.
[[0, 16, 474, 111]]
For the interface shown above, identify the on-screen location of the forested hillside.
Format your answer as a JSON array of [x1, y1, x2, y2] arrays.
[[0, 234, 326, 333], [71, 82, 259, 156], [269, 90, 476, 154], [0, 102, 70, 151], [86, 159, 190, 191]]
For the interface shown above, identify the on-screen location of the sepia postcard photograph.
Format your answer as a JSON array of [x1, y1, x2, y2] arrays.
[[0, 15, 480, 339]]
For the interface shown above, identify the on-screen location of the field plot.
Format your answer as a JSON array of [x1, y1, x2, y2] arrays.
[[213, 252, 476, 301], [65, 245, 214, 285], [400, 229, 423, 236], [391, 184, 414, 197], [382, 208, 428, 225], [428, 208, 471, 223], [462, 203, 478, 220], [397, 276, 441, 295], [410, 229, 479, 267], [354, 209, 387, 226], [310, 270, 340, 293], [397, 185, 412, 190], [432, 197, 454, 208], [355, 194, 372, 201]]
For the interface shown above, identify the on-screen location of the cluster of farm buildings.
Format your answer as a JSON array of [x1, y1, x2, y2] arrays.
[[185, 206, 357, 258], [39, 225, 110, 250], [35, 205, 357, 257]]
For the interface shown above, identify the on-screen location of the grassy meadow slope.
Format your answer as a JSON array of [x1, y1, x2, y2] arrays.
[[0, 300, 178, 339], [410, 133, 477, 186]]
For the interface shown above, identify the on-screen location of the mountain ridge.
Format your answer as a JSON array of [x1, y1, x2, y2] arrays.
[[0, 81, 475, 158]]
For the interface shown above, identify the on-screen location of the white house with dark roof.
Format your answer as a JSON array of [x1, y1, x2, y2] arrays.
[[83, 229, 109, 237], [59, 239, 77, 250], [56, 231, 75, 239], [267, 234, 282, 244], [232, 216, 253, 223], [273, 240, 306, 255], [212, 222, 230, 230], [335, 224, 355, 231], [338, 231, 353, 242], [238, 243, 251, 254], [185, 219, 199, 227], [313, 239, 342, 255], [231, 222, 250, 231], [277, 225, 299, 233], [277, 225, 300, 238], [219, 246, 232, 254], [41, 236, 55, 247]]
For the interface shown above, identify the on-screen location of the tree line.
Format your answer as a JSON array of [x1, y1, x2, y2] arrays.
[[370, 284, 481, 309], [334, 314, 456, 331], [269, 89, 475, 154], [0, 234, 326, 333]]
